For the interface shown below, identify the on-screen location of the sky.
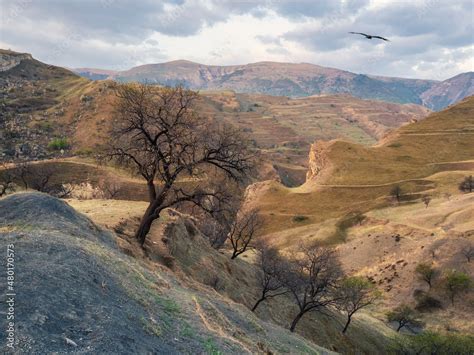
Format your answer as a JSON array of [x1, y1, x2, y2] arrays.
[[1, 0, 473, 80]]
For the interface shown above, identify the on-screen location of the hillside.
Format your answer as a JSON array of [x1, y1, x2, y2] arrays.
[[1, 50, 430, 187], [0, 192, 402, 354], [0, 49, 90, 160], [0, 192, 335, 354], [248, 96, 474, 335], [420, 72, 474, 111], [255, 96, 474, 237], [75, 60, 472, 109]]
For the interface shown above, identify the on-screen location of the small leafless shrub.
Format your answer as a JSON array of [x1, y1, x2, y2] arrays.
[[251, 241, 287, 312], [461, 244, 474, 263], [98, 179, 122, 199]]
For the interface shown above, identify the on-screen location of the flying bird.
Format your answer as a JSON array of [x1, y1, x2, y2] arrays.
[[349, 32, 390, 41]]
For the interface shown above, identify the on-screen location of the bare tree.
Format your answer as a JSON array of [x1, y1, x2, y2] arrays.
[[228, 208, 261, 259], [251, 242, 287, 312], [459, 175, 473, 193], [415, 263, 437, 289], [196, 214, 229, 249], [98, 179, 122, 199], [461, 244, 474, 263], [194, 192, 240, 250], [387, 305, 422, 332], [335, 276, 381, 334], [101, 83, 254, 246], [15, 161, 32, 190], [0, 163, 16, 196], [283, 244, 342, 332], [31, 165, 56, 192], [51, 184, 75, 198]]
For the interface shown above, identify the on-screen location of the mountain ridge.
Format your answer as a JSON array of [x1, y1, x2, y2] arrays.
[[73, 58, 472, 110]]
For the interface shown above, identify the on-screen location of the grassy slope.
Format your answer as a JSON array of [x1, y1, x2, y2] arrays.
[[251, 97, 474, 340], [256, 96, 474, 239], [0, 192, 332, 354], [69, 197, 397, 354], [336, 192, 474, 334]]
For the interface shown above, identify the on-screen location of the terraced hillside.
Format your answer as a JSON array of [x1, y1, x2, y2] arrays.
[[255, 96, 474, 238], [248, 96, 474, 336], [199, 92, 429, 185], [1, 50, 430, 187]]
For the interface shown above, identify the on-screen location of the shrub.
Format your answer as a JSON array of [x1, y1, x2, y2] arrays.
[[459, 175, 473, 193], [75, 147, 94, 156], [48, 137, 70, 151], [392, 331, 474, 354], [415, 263, 437, 289], [292, 215, 309, 222], [415, 294, 443, 312], [390, 185, 402, 203], [443, 270, 472, 305], [387, 305, 422, 332]]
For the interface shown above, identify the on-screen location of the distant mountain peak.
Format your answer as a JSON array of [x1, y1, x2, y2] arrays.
[[67, 56, 473, 110]]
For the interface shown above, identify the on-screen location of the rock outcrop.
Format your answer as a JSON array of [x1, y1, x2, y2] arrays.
[[0, 50, 33, 72], [305, 140, 334, 182]]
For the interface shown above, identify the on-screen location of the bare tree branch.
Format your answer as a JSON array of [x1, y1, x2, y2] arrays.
[[99, 83, 255, 245]]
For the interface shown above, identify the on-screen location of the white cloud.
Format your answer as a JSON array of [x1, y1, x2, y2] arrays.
[[0, 0, 472, 79]]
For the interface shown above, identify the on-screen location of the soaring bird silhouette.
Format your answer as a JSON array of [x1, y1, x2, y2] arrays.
[[349, 32, 390, 41]]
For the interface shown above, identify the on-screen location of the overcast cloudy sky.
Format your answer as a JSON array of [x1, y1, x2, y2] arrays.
[[1, 0, 472, 79]]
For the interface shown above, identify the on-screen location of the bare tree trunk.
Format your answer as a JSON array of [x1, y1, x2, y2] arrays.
[[289, 311, 305, 332], [147, 180, 156, 202], [135, 183, 165, 245], [342, 314, 352, 334], [135, 209, 158, 246]]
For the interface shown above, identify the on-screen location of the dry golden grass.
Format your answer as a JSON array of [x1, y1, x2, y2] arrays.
[[255, 96, 474, 239]]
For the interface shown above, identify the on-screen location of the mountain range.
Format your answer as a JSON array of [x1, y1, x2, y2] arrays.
[[74, 60, 473, 110], [1, 48, 474, 353]]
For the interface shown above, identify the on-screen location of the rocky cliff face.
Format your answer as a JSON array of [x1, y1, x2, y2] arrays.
[[0, 50, 33, 72], [306, 140, 334, 182]]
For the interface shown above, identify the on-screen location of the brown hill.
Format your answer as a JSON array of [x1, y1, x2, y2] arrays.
[[77, 60, 439, 106], [420, 72, 474, 111], [249, 96, 474, 335], [1, 51, 430, 187], [255, 95, 474, 238]]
